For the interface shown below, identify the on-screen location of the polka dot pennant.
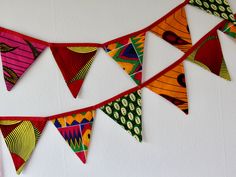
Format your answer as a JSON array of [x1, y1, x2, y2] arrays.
[[189, 0, 236, 24], [100, 90, 142, 142]]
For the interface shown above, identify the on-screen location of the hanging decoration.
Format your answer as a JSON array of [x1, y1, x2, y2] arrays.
[[0, 0, 236, 174]]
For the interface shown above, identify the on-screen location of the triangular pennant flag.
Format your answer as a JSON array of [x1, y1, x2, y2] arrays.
[[189, 0, 236, 23], [51, 110, 96, 164], [0, 30, 48, 91], [0, 119, 47, 174], [187, 30, 231, 80], [219, 21, 236, 38], [146, 62, 188, 114], [104, 32, 145, 85], [150, 7, 192, 53], [50, 45, 98, 98], [100, 90, 142, 142]]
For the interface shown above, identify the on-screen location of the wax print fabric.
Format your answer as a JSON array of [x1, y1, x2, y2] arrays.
[[100, 90, 142, 142], [51, 110, 95, 164], [219, 21, 236, 38], [50, 45, 98, 98], [0, 120, 47, 174], [146, 63, 188, 114], [151, 7, 192, 53]]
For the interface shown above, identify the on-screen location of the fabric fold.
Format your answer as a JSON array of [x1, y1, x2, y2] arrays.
[[50, 45, 98, 98], [146, 62, 188, 114], [0, 119, 47, 174], [100, 90, 142, 142], [51, 110, 96, 164], [104, 32, 146, 85], [150, 7, 192, 53], [189, 0, 236, 24], [187, 30, 231, 80], [0, 29, 48, 91]]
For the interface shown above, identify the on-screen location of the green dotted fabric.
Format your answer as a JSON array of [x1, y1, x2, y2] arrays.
[[189, 0, 236, 23], [100, 90, 142, 142]]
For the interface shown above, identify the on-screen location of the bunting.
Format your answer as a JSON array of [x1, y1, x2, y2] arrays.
[[51, 110, 95, 164], [104, 32, 146, 85], [187, 30, 231, 80], [0, 119, 47, 174], [100, 90, 142, 142], [50, 45, 98, 98], [189, 0, 236, 24], [219, 21, 236, 38], [146, 62, 188, 114], [0, 29, 48, 91], [150, 7, 192, 53]]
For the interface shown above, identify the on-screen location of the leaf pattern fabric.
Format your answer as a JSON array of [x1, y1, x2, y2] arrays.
[[104, 32, 145, 85], [100, 90, 142, 142], [187, 30, 230, 80], [151, 7, 192, 53], [219, 21, 236, 38], [0, 30, 48, 91], [51, 111, 95, 164], [50, 45, 98, 98], [146, 63, 188, 114], [0, 120, 47, 174], [189, 0, 236, 23]]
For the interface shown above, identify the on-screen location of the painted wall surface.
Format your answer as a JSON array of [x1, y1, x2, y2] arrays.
[[0, 0, 236, 177]]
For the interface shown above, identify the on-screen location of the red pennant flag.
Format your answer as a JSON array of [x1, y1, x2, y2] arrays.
[[187, 30, 231, 80], [51, 110, 96, 163], [146, 63, 188, 114], [0, 28, 48, 91], [151, 7, 192, 53], [50, 44, 98, 98], [0, 119, 47, 174], [104, 32, 145, 85]]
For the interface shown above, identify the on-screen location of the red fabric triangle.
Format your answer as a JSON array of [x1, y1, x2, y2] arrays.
[[50, 45, 97, 98], [76, 151, 87, 164]]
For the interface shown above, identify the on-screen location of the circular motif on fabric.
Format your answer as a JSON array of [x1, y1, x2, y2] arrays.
[[105, 106, 112, 115], [136, 107, 142, 116], [203, 2, 210, 8], [114, 103, 120, 110], [206, 9, 213, 14], [121, 99, 128, 107], [137, 90, 142, 96], [134, 135, 140, 142], [135, 117, 141, 125], [223, 0, 229, 5], [128, 112, 134, 120], [121, 107, 127, 116], [213, 11, 220, 17], [219, 5, 225, 12], [227, 7, 232, 13], [210, 4, 218, 11], [137, 98, 142, 106], [108, 102, 112, 106], [129, 93, 136, 102], [114, 111, 119, 119], [129, 103, 135, 111], [134, 127, 140, 135], [216, 0, 222, 4], [196, 0, 203, 6], [229, 14, 235, 21], [121, 116, 126, 124], [127, 130, 132, 135], [127, 121, 133, 129], [221, 12, 229, 19]]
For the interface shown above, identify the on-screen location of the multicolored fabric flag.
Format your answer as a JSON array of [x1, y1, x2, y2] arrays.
[[219, 21, 236, 38], [189, 0, 236, 24], [51, 110, 95, 164], [187, 30, 230, 80], [100, 90, 142, 142], [0, 29, 48, 91], [50, 45, 98, 98], [103, 32, 145, 85], [150, 7, 192, 53], [0, 119, 47, 174], [146, 63, 188, 114]]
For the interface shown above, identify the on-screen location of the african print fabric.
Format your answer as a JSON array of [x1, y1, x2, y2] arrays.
[[151, 7, 192, 53], [100, 90, 142, 142], [50, 45, 98, 98], [0, 30, 47, 91], [146, 63, 188, 114], [104, 32, 145, 85], [0, 119, 47, 174], [189, 0, 236, 24], [187, 30, 230, 80], [219, 21, 236, 38], [51, 110, 95, 163]]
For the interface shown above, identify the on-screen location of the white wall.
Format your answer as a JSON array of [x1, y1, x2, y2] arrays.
[[0, 0, 236, 177]]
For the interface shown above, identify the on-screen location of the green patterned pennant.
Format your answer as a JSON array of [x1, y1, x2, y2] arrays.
[[189, 0, 236, 24], [100, 90, 142, 142]]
